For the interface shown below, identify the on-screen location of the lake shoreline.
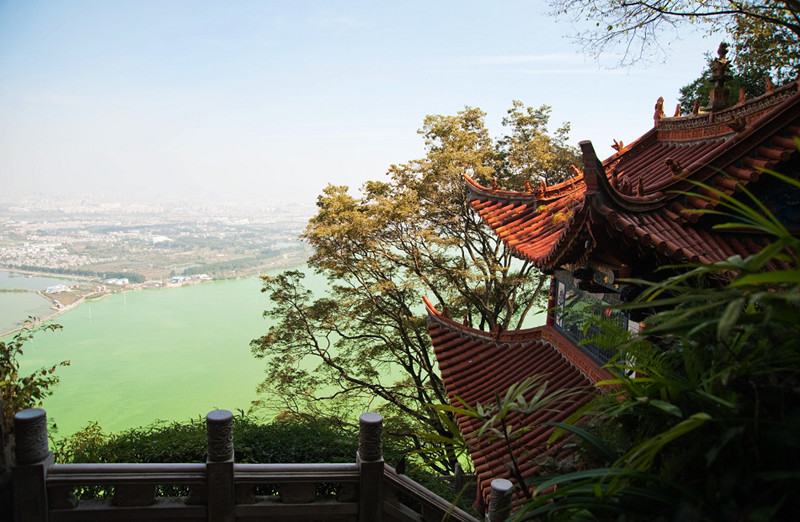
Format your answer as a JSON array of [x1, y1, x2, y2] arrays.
[[0, 259, 306, 338], [0, 293, 87, 338], [12, 267, 322, 437]]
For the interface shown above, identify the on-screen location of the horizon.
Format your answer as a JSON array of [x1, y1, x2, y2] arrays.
[[1, 1, 715, 207]]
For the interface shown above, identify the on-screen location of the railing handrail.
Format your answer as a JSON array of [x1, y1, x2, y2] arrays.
[[235, 462, 359, 483], [12, 408, 486, 522], [47, 462, 206, 486], [383, 464, 477, 522], [51, 462, 206, 473]]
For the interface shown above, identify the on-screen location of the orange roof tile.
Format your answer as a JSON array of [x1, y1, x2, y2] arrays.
[[424, 298, 611, 506], [467, 80, 800, 272]]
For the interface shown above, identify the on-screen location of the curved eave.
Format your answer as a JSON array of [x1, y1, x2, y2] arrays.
[[426, 297, 612, 505], [464, 172, 586, 204], [582, 82, 800, 215]]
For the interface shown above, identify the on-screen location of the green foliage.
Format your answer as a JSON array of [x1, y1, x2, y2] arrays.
[[252, 104, 577, 473], [549, 0, 800, 71], [497, 101, 577, 186], [54, 414, 454, 502], [55, 414, 366, 464], [510, 169, 800, 520], [1, 321, 67, 434]]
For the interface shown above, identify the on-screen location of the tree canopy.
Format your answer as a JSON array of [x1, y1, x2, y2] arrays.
[[550, 0, 800, 78], [251, 104, 579, 473]]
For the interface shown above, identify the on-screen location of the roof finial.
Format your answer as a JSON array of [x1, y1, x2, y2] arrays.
[[737, 88, 747, 105], [611, 139, 625, 153], [654, 96, 665, 122], [492, 177, 498, 190], [692, 99, 700, 116], [702, 42, 733, 112], [766, 76, 775, 93], [674, 104, 681, 117]]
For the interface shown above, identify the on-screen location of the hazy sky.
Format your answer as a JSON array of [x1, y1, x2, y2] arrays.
[[0, 1, 714, 205]]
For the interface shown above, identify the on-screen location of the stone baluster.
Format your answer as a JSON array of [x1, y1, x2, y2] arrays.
[[206, 409, 234, 522], [487, 478, 513, 522], [357, 412, 384, 522], [13, 408, 53, 522]]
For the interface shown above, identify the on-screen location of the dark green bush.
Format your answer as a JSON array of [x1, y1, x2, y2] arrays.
[[54, 413, 457, 503]]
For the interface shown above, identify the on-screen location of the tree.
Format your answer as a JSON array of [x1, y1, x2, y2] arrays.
[[1, 322, 67, 475], [549, 0, 800, 75], [496, 101, 577, 186], [251, 104, 579, 473]]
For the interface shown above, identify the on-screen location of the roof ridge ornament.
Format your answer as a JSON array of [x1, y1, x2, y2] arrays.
[[654, 96, 665, 123], [666, 158, 684, 176], [702, 42, 733, 112]]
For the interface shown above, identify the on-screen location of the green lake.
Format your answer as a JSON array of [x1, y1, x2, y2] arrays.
[[12, 267, 326, 438]]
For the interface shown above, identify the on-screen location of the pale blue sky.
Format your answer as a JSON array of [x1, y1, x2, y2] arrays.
[[0, 1, 714, 205]]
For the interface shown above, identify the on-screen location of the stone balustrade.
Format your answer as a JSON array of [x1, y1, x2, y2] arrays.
[[10, 409, 503, 522]]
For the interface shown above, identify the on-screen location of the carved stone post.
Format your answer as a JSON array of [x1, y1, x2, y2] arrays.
[[357, 412, 384, 522], [487, 478, 513, 522], [206, 409, 234, 522], [13, 408, 53, 522]]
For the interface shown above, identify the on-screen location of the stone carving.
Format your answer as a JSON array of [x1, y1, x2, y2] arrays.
[[488, 478, 513, 522], [14, 408, 49, 464], [206, 410, 234, 462], [358, 412, 383, 461]]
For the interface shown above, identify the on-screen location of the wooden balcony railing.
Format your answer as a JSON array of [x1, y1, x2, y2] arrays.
[[11, 408, 512, 522]]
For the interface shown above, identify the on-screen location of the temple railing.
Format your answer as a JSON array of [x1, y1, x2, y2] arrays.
[[11, 408, 500, 522]]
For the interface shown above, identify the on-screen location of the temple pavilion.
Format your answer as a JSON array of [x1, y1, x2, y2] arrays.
[[426, 50, 800, 511]]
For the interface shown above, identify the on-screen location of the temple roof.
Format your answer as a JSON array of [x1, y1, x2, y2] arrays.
[[467, 79, 800, 273], [424, 297, 612, 505]]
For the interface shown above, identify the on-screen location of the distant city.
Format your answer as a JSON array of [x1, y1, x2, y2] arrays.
[[0, 191, 315, 287]]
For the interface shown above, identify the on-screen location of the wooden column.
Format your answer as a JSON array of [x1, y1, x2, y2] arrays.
[[206, 409, 234, 522], [13, 408, 53, 522], [357, 412, 384, 522]]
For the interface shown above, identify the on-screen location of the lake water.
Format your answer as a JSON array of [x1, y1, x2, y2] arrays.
[[0, 271, 80, 333], [8, 266, 546, 439], [12, 267, 327, 438]]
